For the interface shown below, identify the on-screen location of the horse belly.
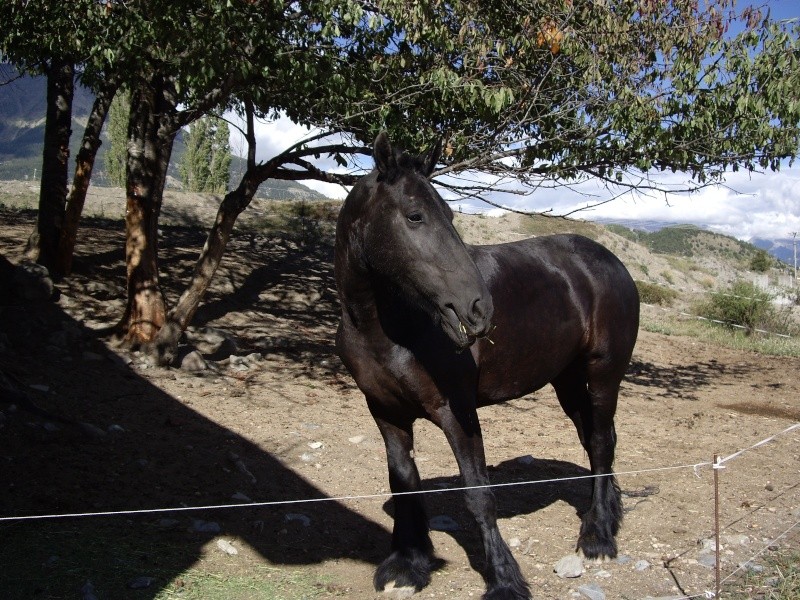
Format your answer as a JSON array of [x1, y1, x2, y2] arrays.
[[473, 326, 584, 406]]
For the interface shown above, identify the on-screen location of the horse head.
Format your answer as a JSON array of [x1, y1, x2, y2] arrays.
[[336, 131, 493, 350]]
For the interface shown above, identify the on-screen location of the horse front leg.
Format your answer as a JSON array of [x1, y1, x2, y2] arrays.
[[372, 415, 435, 594], [437, 407, 531, 600]]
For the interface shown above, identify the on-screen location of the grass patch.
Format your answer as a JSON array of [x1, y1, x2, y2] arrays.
[[723, 548, 800, 600], [0, 520, 331, 600], [640, 314, 800, 357]]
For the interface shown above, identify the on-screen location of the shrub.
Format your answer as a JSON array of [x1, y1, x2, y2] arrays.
[[636, 280, 678, 306], [750, 249, 772, 273], [697, 280, 779, 334]]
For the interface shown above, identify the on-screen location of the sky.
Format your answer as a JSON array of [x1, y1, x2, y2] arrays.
[[231, 0, 800, 243]]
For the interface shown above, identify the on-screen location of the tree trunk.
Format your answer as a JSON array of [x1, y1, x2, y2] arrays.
[[152, 174, 265, 364], [152, 98, 266, 365], [56, 83, 117, 277], [116, 80, 176, 346], [25, 59, 74, 274]]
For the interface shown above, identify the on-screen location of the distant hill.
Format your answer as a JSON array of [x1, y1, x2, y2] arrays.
[[597, 218, 791, 265], [0, 66, 328, 201]]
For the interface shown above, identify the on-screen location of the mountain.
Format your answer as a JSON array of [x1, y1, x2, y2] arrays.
[[0, 66, 328, 201], [594, 217, 793, 265], [751, 237, 797, 265]]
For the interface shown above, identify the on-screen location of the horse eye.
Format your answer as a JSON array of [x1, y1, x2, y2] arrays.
[[407, 212, 423, 224]]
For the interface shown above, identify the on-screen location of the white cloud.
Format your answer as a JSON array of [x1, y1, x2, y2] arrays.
[[228, 114, 800, 242]]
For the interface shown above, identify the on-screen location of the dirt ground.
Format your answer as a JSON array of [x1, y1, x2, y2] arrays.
[[0, 206, 798, 600]]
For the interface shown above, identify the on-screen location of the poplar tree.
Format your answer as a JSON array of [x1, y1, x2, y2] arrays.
[[105, 90, 130, 188]]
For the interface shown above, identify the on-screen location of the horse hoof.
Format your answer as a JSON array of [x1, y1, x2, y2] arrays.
[[482, 583, 532, 600], [374, 549, 432, 594], [577, 531, 618, 561]]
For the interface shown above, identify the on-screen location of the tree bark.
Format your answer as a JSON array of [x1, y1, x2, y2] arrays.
[[152, 99, 265, 365], [56, 83, 117, 276], [25, 59, 74, 274], [116, 79, 176, 346]]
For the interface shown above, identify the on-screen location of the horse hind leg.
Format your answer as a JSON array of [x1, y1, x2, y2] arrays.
[[553, 363, 623, 561], [372, 416, 435, 594]]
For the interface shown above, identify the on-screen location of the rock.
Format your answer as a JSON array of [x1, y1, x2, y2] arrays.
[[157, 518, 180, 529], [78, 422, 107, 438], [189, 519, 221, 533], [216, 539, 238, 555], [634, 559, 650, 571], [429, 515, 460, 532], [285, 513, 312, 527], [721, 534, 750, 546], [187, 326, 237, 359], [348, 435, 366, 444], [554, 554, 584, 578], [127, 576, 156, 589], [308, 441, 323, 449], [228, 355, 250, 371], [738, 561, 764, 573], [508, 537, 521, 548], [698, 537, 717, 553], [615, 555, 632, 565], [80, 580, 99, 600], [180, 350, 208, 372], [697, 553, 716, 568], [577, 583, 605, 600], [13, 261, 54, 301], [595, 569, 612, 578]]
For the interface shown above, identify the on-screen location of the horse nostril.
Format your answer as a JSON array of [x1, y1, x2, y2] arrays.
[[470, 298, 489, 324]]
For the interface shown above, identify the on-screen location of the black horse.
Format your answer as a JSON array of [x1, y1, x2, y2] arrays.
[[334, 132, 639, 600]]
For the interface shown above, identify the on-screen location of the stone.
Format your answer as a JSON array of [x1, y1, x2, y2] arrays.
[[127, 576, 156, 589], [554, 554, 584, 578], [80, 580, 99, 600], [285, 513, 312, 527], [634, 559, 650, 571], [698, 553, 716, 568], [189, 519, 221, 533], [180, 350, 208, 372], [216, 539, 238, 555], [577, 583, 605, 600]]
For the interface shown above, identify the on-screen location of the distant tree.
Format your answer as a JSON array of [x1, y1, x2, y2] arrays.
[[750, 249, 772, 273], [179, 116, 231, 194], [105, 90, 129, 188], [208, 119, 231, 194]]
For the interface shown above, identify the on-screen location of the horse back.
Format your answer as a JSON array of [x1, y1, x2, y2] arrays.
[[468, 234, 639, 405]]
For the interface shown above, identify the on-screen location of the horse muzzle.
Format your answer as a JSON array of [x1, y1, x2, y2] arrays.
[[441, 296, 494, 350]]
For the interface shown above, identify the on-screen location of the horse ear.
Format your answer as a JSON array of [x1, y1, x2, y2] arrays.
[[422, 137, 442, 177], [373, 131, 396, 176]]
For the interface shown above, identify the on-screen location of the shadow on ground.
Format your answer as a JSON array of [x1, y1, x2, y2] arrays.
[[0, 293, 386, 599]]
